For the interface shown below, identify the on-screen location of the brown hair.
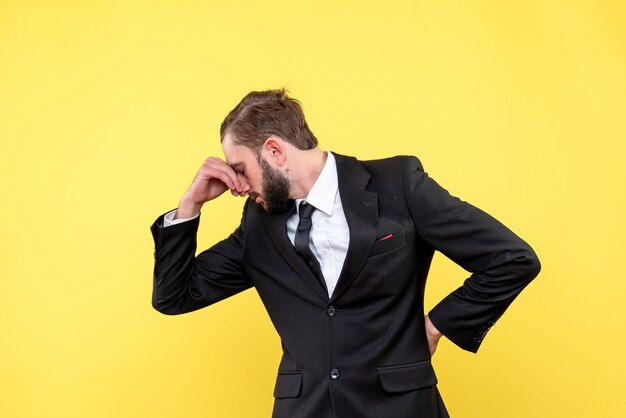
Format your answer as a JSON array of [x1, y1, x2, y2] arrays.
[[220, 88, 318, 154]]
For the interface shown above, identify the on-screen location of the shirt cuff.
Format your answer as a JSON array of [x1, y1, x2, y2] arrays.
[[162, 208, 200, 227]]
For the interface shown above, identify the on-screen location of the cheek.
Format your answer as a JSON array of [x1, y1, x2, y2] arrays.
[[249, 173, 263, 189]]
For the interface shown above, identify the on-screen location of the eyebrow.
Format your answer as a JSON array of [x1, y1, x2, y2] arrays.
[[230, 162, 244, 171]]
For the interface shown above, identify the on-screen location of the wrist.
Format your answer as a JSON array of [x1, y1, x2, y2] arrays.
[[176, 196, 203, 219]]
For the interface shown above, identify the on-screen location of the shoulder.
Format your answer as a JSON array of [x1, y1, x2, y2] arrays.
[[331, 152, 426, 191], [361, 155, 423, 170], [333, 153, 425, 177]]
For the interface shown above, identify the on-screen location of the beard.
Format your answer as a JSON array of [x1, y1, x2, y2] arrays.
[[257, 157, 292, 214]]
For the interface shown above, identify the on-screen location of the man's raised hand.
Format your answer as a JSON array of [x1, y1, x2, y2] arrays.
[[175, 157, 250, 219]]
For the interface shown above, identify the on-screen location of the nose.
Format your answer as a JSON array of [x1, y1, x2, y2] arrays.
[[236, 173, 251, 192]]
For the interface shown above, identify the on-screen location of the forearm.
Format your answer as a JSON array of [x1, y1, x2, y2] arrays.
[[150, 202, 252, 315], [427, 244, 540, 352], [151, 212, 204, 314], [403, 156, 541, 352]]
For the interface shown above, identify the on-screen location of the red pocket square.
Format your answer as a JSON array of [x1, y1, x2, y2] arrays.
[[377, 233, 393, 241]]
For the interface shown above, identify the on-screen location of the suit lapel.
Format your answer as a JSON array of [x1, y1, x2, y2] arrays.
[[331, 153, 378, 301], [259, 153, 378, 303], [261, 203, 330, 302]]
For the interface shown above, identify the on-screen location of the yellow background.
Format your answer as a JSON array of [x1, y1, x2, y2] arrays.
[[1, 1, 625, 417]]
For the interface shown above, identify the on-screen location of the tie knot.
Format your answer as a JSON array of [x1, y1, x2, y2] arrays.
[[298, 201, 316, 220]]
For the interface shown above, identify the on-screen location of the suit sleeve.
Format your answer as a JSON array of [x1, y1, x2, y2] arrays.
[[149, 200, 253, 315], [402, 156, 541, 353]]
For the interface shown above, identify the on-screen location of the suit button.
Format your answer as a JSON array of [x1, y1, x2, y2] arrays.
[[329, 369, 340, 380], [327, 306, 336, 317]]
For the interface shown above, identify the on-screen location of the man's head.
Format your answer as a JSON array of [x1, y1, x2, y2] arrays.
[[220, 88, 318, 156], [220, 89, 323, 214]]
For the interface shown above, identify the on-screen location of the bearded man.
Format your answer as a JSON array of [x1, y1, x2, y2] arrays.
[[150, 89, 541, 418]]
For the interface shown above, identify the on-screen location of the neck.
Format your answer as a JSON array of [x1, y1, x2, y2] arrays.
[[289, 148, 328, 200]]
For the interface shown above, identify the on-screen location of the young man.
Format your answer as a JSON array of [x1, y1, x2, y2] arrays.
[[150, 89, 541, 418]]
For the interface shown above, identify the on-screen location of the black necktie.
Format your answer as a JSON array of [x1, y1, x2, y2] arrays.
[[294, 201, 327, 294]]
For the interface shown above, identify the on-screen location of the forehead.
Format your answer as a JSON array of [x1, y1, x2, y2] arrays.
[[222, 133, 257, 167]]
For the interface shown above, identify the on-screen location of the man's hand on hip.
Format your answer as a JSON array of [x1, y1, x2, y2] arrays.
[[425, 315, 443, 357]]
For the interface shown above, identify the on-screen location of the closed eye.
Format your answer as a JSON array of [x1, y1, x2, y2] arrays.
[[230, 162, 245, 176]]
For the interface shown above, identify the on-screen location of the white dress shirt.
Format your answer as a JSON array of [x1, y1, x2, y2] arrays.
[[162, 151, 350, 297]]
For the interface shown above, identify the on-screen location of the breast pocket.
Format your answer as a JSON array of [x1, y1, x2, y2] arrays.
[[370, 231, 406, 257]]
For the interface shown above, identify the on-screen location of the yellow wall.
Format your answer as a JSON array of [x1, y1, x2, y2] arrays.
[[1, 1, 625, 417]]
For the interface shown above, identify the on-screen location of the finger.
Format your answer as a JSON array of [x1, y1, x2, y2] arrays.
[[219, 162, 244, 192], [203, 158, 242, 192], [213, 162, 246, 194]]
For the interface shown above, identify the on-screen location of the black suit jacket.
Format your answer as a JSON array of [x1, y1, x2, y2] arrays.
[[150, 153, 541, 418]]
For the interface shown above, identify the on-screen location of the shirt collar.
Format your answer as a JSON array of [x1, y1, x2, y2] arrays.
[[295, 151, 338, 217]]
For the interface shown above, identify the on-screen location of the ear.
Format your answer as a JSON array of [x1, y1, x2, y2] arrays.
[[262, 135, 287, 167]]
